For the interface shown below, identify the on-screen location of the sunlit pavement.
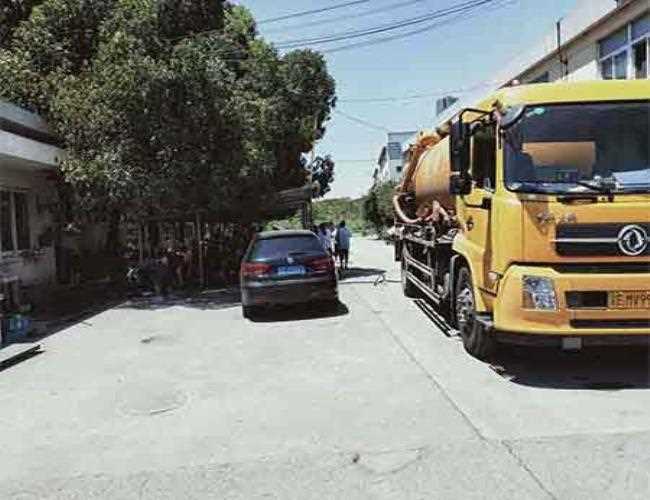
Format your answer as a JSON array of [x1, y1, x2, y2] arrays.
[[1, 238, 649, 499]]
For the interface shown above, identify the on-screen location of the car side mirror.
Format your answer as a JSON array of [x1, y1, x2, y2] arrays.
[[450, 174, 472, 195]]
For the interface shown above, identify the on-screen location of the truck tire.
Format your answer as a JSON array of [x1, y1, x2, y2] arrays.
[[401, 249, 421, 298], [455, 266, 495, 361]]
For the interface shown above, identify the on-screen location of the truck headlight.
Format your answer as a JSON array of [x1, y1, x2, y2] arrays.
[[522, 276, 557, 310]]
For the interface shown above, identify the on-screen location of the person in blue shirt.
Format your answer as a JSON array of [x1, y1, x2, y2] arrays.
[[335, 221, 352, 270]]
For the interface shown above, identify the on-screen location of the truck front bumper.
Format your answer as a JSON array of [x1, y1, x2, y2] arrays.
[[493, 265, 650, 338]]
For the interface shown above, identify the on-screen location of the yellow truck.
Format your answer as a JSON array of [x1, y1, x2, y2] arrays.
[[394, 80, 650, 359]]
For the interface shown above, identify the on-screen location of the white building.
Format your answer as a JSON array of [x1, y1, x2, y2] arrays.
[[438, 0, 649, 125], [0, 101, 64, 300], [375, 131, 417, 184]]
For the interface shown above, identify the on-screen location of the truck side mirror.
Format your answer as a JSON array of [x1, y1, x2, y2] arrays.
[[450, 120, 471, 174], [450, 174, 472, 195]]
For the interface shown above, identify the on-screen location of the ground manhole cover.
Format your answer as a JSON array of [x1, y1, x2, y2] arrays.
[[117, 382, 188, 416]]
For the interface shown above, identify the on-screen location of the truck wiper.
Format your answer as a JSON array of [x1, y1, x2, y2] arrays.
[[576, 178, 617, 193]]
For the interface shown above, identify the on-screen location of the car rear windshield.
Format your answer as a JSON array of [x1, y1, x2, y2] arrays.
[[249, 236, 324, 261]]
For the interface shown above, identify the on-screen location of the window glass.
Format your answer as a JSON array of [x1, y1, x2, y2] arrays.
[[504, 103, 650, 194], [614, 51, 628, 79], [472, 124, 497, 190], [634, 40, 648, 78], [601, 58, 613, 79], [529, 72, 550, 84], [599, 27, 628, 58], [1, 192, 14, 252], [632, 13, 650, 40], [14, 192, 30, 250], [250, 236, 325, 260]]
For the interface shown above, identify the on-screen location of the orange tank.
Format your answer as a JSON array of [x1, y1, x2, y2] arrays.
[[399, 132, 454, 214]]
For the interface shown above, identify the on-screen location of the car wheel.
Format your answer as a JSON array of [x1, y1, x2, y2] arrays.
[[455, 266, 495, 361]]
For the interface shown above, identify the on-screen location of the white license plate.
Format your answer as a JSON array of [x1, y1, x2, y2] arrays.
[[277, 265, 305, 276]]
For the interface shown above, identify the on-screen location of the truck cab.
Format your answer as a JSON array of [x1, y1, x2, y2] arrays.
[[400, 80, 650, 358]]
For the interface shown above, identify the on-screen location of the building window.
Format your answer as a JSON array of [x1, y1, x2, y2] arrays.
[[599, 13, 650, 80], [0, 190, 31, 253]]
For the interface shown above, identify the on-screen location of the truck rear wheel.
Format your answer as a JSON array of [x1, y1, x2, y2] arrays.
[[401, 249, 421, 298], [455, 266, 495, 361]]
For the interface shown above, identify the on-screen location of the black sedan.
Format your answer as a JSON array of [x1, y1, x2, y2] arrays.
[[240, 230, 338, 318]]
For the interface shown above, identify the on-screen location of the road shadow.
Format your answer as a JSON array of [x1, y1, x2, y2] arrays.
[[414, 299, 459, 338], [118, 287, 242, 312], [489, 345, 650, 390], [408, 296, 650, 391], [248, 300, 349, 323], [337, 267, 401, 286]]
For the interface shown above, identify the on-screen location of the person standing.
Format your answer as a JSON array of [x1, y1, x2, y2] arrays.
[[317, 223, 333, 256], [335, 221, 351, 270]]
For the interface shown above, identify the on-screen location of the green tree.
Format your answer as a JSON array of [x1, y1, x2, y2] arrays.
[[363, 182, 396, 235], [307, 155, 335, 198], [0, 0, 337, 234], [0, 0, 43, 46]]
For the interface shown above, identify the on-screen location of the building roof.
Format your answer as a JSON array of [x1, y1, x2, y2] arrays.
[[0, 100, 58, 145]]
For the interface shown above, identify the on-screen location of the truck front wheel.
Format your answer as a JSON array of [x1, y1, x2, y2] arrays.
[[455, 266, 495, 360]]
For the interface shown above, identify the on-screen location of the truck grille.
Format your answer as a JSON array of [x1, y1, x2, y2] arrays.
[[570, 319, 650, 329], [555, 223, 650, 257], [566, 291, 607, 309]]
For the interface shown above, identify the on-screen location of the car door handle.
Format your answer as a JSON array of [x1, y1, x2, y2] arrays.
[[466, 216, 474, 231]]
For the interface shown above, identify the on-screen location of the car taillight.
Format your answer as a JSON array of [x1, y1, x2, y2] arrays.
[[308, 256, 334, 272], [241, 262, 272, 277]]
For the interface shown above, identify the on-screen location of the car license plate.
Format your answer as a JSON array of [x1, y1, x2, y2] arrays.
[[277, 265, 305, 276], [607, 290, 650, 310]]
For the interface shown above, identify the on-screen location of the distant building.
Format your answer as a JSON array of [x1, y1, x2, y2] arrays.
[[435, 96, 458, 116], [437, 0, 649, 125], [510, 0, 648, 84], [376, 131, 417, 185]]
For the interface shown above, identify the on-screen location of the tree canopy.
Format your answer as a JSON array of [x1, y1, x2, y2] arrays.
[[0, 0, 337, 222], [363, 182, 396, 236]]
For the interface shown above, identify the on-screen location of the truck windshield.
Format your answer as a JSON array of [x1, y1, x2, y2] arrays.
[[504, 102, 650, 194]]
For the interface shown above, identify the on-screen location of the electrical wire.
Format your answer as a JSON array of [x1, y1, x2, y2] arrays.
[[259, 0, 372, 25], [334, 109, 391, 132], [321, 0, 515, 53], [337, 82, 498, 103], [263, 0, 429, 34], [273, 0, 494, 48]]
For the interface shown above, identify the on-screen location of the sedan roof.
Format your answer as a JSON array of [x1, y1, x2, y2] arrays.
[[256, 229, 316, 240]]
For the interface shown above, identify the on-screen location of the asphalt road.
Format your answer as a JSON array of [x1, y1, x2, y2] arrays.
[[1, 238, 649, 499]]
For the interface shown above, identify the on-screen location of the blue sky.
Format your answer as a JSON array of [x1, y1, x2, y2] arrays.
[[238, 0, 579, 198]]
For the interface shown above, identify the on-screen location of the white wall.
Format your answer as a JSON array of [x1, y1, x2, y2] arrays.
[[0, 164, 57, 287]]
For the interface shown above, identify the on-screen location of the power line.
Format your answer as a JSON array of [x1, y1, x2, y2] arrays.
[[259, 0, 372, 25], [263, 0, 429, 34], [274, 0, 494, 48], [321, 0, 514, 53], [338, 82, 497, 103], [334, 109, 390, 132]]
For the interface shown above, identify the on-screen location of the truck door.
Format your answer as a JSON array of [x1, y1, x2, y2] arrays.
[[457, 123, 496, 290]]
